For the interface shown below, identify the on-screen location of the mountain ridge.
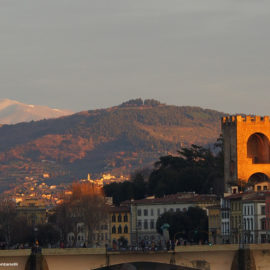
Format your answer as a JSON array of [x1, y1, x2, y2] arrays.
[[0, 99, 226, 190]]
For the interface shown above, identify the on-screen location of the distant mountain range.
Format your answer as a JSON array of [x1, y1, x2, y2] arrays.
[[0, 99, 226, 191], [0, 99, 72, 124]]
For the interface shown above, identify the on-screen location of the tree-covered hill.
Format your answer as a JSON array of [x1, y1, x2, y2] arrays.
[[0, 99, 225, 184]]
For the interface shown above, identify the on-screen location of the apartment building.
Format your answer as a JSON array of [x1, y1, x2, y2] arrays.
[[128, 193, 218, 245]]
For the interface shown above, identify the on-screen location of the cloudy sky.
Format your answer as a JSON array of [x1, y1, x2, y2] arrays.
[[1, 0, 270, 114]]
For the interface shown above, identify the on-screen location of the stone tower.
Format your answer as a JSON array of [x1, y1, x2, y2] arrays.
[[222, 115, 270, 190]]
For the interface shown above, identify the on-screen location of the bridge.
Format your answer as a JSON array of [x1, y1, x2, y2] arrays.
[[1, 244, 270, 270]]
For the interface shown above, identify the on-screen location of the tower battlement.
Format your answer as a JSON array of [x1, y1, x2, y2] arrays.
[[222, 115, 270, 126]]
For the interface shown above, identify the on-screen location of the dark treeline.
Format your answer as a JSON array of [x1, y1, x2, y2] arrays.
[[0, 183, 107, 248], [103, 136, 224, 205], [119, 98, 162, 107], [156, 207, 208, 244], [0, 199, 60, 248]]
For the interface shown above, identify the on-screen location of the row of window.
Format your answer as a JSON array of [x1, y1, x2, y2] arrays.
[[221, 222, 230, 234], [209, 215, 219, 226], [243, 218, 254, 231], [243, 205, 255, 216], [137, 207, 186, 217], [243, 205, 265, 215], [77, 225, 84, 233], [221, 199, 230, 209], [243, 234, 269, 244], [112, 214, 128, 223], [221, 211, 229, 219], [256, 185, 268, 191], [68, 234, 85, 242], [231, 217, 269, 231], [260, 218, 267, 230], [138, 209, 155, 217], [220, 207, 268, 225], [112, 225, 129, 234], [222, 220, 269, 235], [100, 224, 108, 230], [231, 216, 242, 228], [92, 233, 108, 241], [138, 235, 161, 242], [78, 224, 108, 232], [231, 202, 241, 211], [137, 219, 155, 230], [231, 204, 266, 215]]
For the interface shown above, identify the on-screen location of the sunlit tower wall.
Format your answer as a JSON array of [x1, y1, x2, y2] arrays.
[[222, 115, 270, 191]]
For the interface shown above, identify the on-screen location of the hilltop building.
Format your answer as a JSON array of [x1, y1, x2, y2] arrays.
[[79, 173, 128, 188], [16, 198, 47, 226]]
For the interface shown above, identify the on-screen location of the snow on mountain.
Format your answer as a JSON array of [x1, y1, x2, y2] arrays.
[[0, 99, 73, 124]]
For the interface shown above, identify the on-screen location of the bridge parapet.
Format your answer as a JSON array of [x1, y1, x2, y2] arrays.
[[0, 249, 31, 257], [1, 244, 270, 270], [42, 247, 106, 256]]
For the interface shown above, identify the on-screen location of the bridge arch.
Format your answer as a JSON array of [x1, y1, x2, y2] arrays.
[[94, 261, 199, 270], [247, 133, 270, 164]]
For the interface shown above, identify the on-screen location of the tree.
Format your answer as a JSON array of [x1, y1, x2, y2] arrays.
[[130, 171, 147, 200], [104, 169, 148, 205], [104, 137, 224, 204], [54, 182, 108, 246], [144, 99, 161, 106], [103, 182, 133, 206], [156, 207, 208, 244], [54, 200, 75, 246], [0, 198, 17, 246], [37, 224, 60, 246], [0, 198, 35, 246], [148, 141, 224, 197], [11, 216, 33, 245]]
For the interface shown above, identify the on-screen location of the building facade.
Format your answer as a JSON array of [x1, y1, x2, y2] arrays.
[[208, 205, 221, 244], [129, 193, 219, 246], [109, 206, 131, 249], [222, 115, 270, 190], [16, 198, 47, 226], [220, 197, 230, 244], [224, 191, 270, 244], [227, 193, 243, 244]]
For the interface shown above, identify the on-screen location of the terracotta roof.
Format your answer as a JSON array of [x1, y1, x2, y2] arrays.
[[123, 193, 218, 205], [225, 191, 270, 202], [207, 204, 220, 210], [109, 205, 130, 213], [242, 191, 270, 202], [224, 193, 246, 200]]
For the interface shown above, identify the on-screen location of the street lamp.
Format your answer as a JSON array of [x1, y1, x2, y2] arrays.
[[33, 227, 40, 254], [34, 227, 38, 242]]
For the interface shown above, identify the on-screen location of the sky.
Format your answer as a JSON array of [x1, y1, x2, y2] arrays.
[[1, 0, 270, 115]]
